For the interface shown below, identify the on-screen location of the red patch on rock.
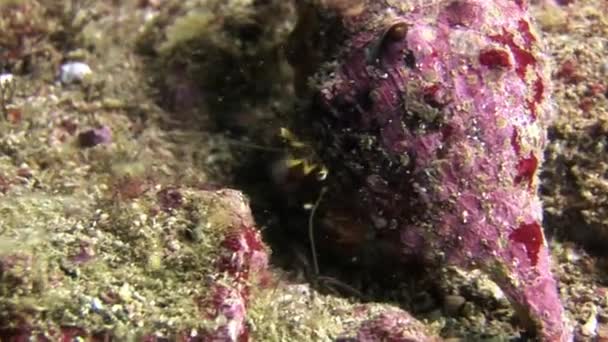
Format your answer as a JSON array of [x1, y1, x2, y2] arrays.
[[579, 97, 595, 112], [509, 221, 543, 266], [479, 49, 512, 69], [0, 175, 11, 194], [60, 119, 78, 135], [514, 152, 538, 189], [511, 128, 521, 155], [220, 233, 243, 253], [114, 176, 150, 200], [59, 326, 88, 341], [6, 108, 21, 124], [490, 29, 536, 79], [219, 227, 265, 278], [241, 226, 264, 252], [221, 227, 262, 253], [587, 83, 605, 97], [556, 59, 583, 84], [517, 19, 536, 47], [526, 100, 537, 120], [527, 76, 544, 119], [441, 124, 454, 140], [422, 84, 444, 108], [532, 77, 544, 104]]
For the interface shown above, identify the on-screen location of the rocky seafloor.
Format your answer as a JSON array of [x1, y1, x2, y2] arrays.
[[0, 0, 607, 341]]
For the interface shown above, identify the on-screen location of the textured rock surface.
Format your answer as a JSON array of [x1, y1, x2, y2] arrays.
[[249, 283, 440, 341], [349, 309, 441, 342], [293, 0, 571, 340], [0, 188, 268, 340], [0, 184, 438, 341]]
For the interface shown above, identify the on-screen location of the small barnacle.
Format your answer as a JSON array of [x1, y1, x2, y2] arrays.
[[385, 22, 409, 41], [366, 21, 409, 64]]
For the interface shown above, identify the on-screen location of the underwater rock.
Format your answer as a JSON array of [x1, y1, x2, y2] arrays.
[[248, 282, 439, 341], [292, 0, 571, 340], [0, 188, 268, 341], [349, 309, 441, 342], [0, 185, 440, 341]]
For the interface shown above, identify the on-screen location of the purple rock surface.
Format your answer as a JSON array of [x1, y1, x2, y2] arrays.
[[353, 309, 441, 342], [298, 0, 571, 340]]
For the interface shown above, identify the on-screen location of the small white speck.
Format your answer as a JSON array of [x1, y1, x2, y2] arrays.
[[581, 304, 598, 337], [91, 297, 103, 311], [462, 210, 469, 223], [0, 73, 14, 87], [60, 62, 92, 84]]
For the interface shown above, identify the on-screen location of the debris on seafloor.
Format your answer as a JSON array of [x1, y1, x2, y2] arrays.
[[78, 125, 112, 148], [60, 61, 93, 84]]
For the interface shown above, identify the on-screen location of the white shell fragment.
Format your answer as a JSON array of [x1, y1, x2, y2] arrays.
[[60, 62, 92, 84], [0, 73, 14, 87]]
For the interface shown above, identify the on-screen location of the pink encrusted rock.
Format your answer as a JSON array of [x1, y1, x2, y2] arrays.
[[296, 0, 571, 340], [353, 309, 440, 342], [201, 190, 269, 342]]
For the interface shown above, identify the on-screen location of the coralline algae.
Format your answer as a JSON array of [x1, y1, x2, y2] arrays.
[[298, 0, 571, 340]]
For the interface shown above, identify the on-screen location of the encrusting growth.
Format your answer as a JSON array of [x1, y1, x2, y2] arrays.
[[291, 0, 572, 340]]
